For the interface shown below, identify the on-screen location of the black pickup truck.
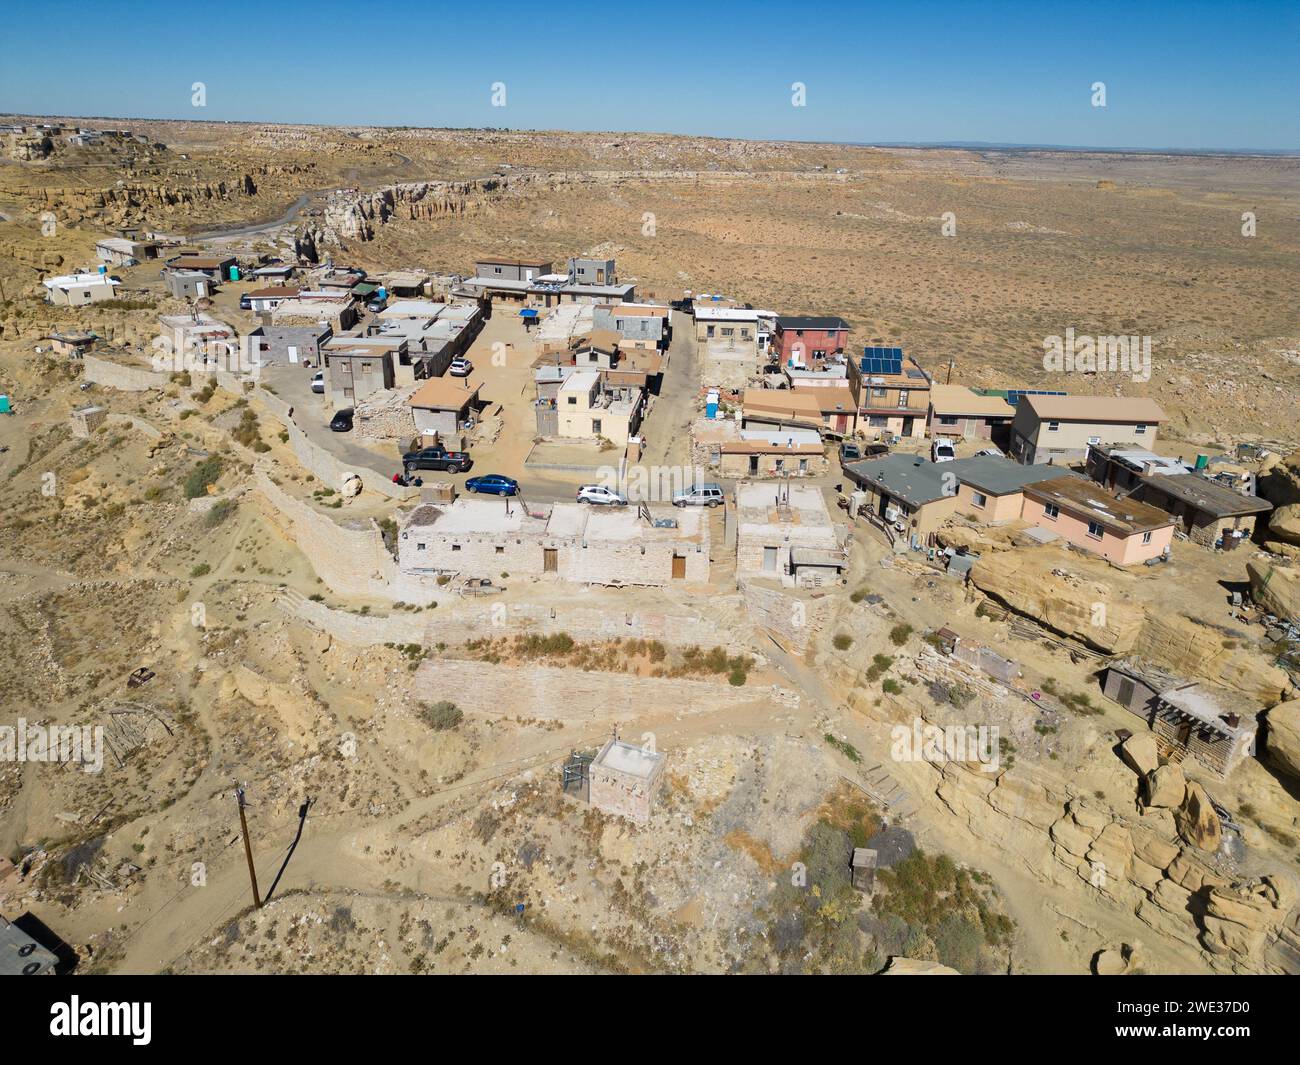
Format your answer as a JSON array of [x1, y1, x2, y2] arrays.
[[402, 445, 472, 474]]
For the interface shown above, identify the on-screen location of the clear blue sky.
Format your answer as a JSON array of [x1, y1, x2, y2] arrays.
[[4, 0, 1297, 150]]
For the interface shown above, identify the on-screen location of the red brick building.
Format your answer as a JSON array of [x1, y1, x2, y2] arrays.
[[772, 315, 850, 365]]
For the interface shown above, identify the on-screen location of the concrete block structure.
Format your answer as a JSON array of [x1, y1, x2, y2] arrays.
[[399, 499, 709, 587], [588, 739, 665, 825], [69, 404, 108, 437], [734, 482, 845, 587]]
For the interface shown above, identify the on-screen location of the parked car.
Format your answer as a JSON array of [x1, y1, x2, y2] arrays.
[[329, 408, 354, 433], [577, 484, 628, 506], [839, 441, 889, 463], [932, 437, 957, 463], [310, 371, 325, 394], [449, 357, 473, 377], [239, 294, 252, 310], [465, 474, 518, 496], [672, 483, 724, 508], [974, 447, 1003, 458], [402, 445, 471, 474], [366, 297, 387, 313]]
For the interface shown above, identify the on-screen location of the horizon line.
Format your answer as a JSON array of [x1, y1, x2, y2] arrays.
[[4, 111, 1298, 158]]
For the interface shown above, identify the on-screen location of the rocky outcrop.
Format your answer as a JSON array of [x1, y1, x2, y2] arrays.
[[1263, 699, 1300, 779], [1201, 878, 1295, 958], [1175, 782, 1221, 851], [972, 552, 1289, 701], [1093, 941, 1146, 975], [1268, 504, 1300, 545], [1247, 559, 1300, 620], [968, 552, 1144, 652]]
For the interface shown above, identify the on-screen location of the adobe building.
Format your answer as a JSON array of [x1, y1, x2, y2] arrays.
[[588, 739, 665, 825], [398, 499, 709, 586]]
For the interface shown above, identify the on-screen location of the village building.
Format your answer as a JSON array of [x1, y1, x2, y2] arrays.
[[167, 254, 237, 279], [95, 236, 159, 265], [587, 739, 665, 825], [398, 498, 709, 586], [592, 302, 669, 349], [42, 330, 97, 357], [553, 370, 643, 447], [926, 385, 1016, 447], [42, 272, 121, 306], [734, 482, 846, 587], [791, 383, 857, 436], [249, 264, 296, 286], [383, 270, 430, 297], [1020, 475, 1174, 565], [741, 388, 825, 431], [165, 270, 214, 299], [694, 305, 760, 359], [322, 347, 395, 406], [844, 453, 961, 541], [271, 293, 359, 332], [248, 324, 332, 366], [245, 285, 299, 313], [1085, 445, 1272, 549], [945, 455, 1065, 522], [1101, 660, 1256, 778], [408, 375, 482, 438], [772, 315, 850, 365], [847, 349, 932, 439], [568, 256, 617, 286], [475, 257, 553, 282], [1010, 394, 1166, 465]]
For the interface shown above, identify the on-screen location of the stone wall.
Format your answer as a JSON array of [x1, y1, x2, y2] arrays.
[[411, 659, 798, 723], [82, 354, 170, 391], [281, 590, 750, 652], [740, 579, 834, 655], [255, 469, 437, 604]]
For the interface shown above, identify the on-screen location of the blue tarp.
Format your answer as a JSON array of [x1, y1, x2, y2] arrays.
[[518, 308, 539, 318]]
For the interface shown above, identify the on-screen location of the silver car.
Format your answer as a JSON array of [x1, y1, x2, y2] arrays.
[[577, 484, 628, 506]]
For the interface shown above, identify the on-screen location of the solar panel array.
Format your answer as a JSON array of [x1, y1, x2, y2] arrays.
[[860, 346, 903, 375], [1005, 389, 1067, 405]]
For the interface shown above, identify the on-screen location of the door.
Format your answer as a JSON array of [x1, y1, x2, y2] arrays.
[[287, 345, 298, 364], [671, 554, 686, 580], [1116, 677, 1135, 709], [543, 548, 558, 573], [749, 455, 759, 474], [901, 416, 914, 436], [762, 546, 778, 573]]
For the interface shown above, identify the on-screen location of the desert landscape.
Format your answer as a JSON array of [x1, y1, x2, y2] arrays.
[[1, 114, 1298, 980]]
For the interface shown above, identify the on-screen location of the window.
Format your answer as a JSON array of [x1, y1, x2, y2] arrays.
[[591, 419, 602, 434], [721, 327, 734, 337], [493, 266, 502, 274], [495, 545, 505, 554], [1047, 420, 1060, 432], [567, 396, 577, 405], [1142, 531, 1152, 544], [451, 543, 462, 551], [706, 325, 715, 338], [872, 387, 887, 398], [1087, 520, 1104, 540], [1043, 503, 1060, 520], [416, 542, 426, 551], [898, 390, 909, 407], [971, 491, 987, 509], [1134, 423, 1147, 434], [940, 416, 958, 426]]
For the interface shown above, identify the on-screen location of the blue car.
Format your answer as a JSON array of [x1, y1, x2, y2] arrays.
[[465, 474, 519, 497]]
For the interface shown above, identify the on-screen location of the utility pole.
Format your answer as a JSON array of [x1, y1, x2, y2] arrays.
[[946, 358, 954, 385], [235, 786, 262, 908]]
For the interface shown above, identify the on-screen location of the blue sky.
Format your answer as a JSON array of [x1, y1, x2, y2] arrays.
[[3, 0, 1297, 150]]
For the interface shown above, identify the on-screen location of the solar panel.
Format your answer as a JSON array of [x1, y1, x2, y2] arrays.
[[860, 346, 903, 375], [1005, 389, 1067, 405]]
